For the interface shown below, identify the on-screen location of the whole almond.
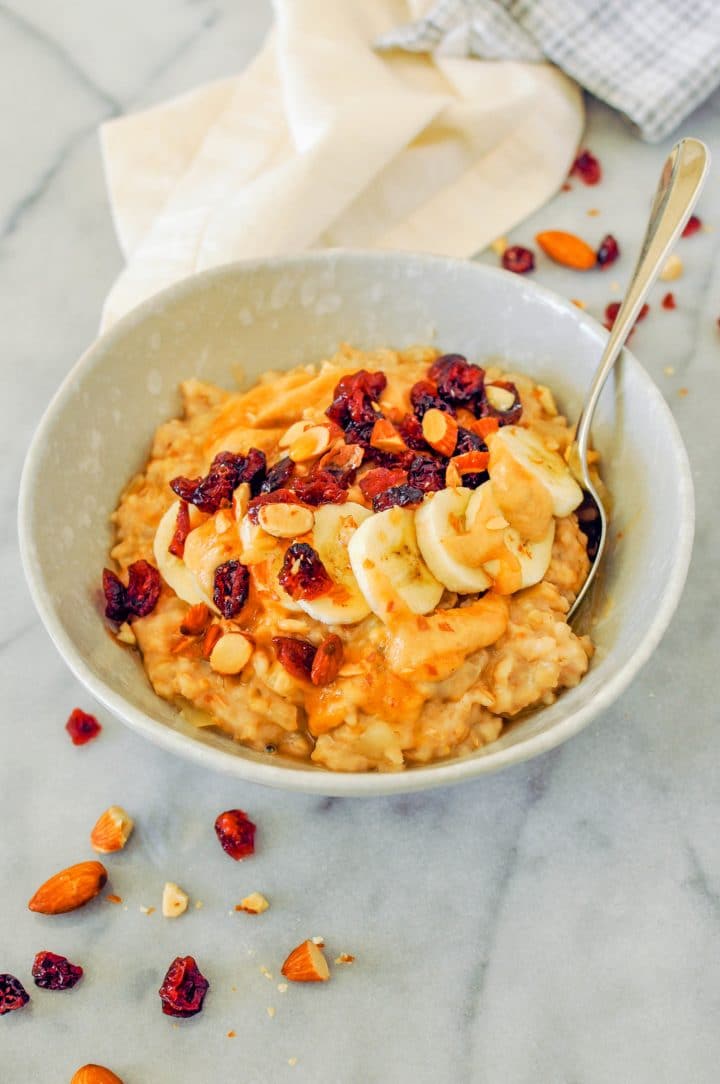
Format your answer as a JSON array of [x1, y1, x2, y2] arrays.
[[70, 1066, 124, 1084], [536, 230, 596, 270], [28, 861, 108, 915]]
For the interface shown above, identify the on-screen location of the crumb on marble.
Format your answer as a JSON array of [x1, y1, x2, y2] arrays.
[[140, 905, 155, 915], [277, 983, 288, 993], [335, 953, 355, 964], [587, 208, 600, 216], [267, 1006, 276, 1018], [106, 893, 122, 904], [311, 936, 325, 947], [678, 387, 689, 397], [288, 1057, 298, 1067], [227, 1030, 236, 1038]]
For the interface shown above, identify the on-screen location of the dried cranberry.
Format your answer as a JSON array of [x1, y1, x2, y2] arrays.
[[359, 467, 408, 500], [662, 291, 677, 310], [170, 448, 267, 512], [682, 214, 702, 237], [103, 560, 161, 622], [213, 560, 250, 618], [410, 380, 452, 420], [407, 455, 445, 493], [455, 428, 486, 454], [0, 975, 29, 1015], [433, 357, 484, 406], [596, 234, 619, 268], [571, 149, 602, 185], [278, 542, 333, 600], [428, 354, 465, 382], [159, 956, 209, 1018], [247, 489, 303, 522], [479, 381, 523, 426], [32, 952, 83, 990], [502, 246, 535, 274], [214, 809, 256, 860], [292, 469, 350, 506], [396, 413, 429, 450], [604, 301, 649, 330], [272, 636, 317, 682], [372, 484, 424, 513], [168, 501, 191, 558], [326, 369, 386, 428], [260, 456, 295, 494], [65, 708, 102, 746], [342, 420, 374, 449]]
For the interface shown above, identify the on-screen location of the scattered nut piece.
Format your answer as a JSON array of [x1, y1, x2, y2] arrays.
[[422, 408, 458, 456], [445, 460, 462, 488], [370, 418, 407, 454], [201, 624, 223, 658], [105, 893, 122, 905], [536, 229, 597, 270], [209, 632, 253, 675], [663, 365, 675, 376], [227, 1030, 236, 1039], [162, 882, 189, 918], [288, 1058, 298, 1067], [277, 983, 288, 993], [214, 509, 234, 534], [660, 253, 683, 281], [281, 940, 330, 983], [279, 420, 314, 448], [233, 482, 251, 522], [288, 426, 331, 463], [180, 603, 211, 636], [237, 892, 270, 914], [267, 1006, 276, 1018], [257, 503, 314, 538], [28, 861, 108, 915], [90, 805, 134, 854], [116, 622, 136, 646], [195, 900, 204, 909], [484, 384, 517, 412], [311, 936, 325, 947], [485, 516, 509, 531], [139, 905, 156, 916], [490, 236, 508, 256], [335, 953, 356, 964], [571, 298, 586, 310], [70, 1066, 124, 1084], [451, 450, 489, 476], [678, 387, 689, 397]]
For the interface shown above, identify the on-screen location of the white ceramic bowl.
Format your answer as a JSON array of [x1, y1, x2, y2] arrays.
[[19, 251, 694, 795]]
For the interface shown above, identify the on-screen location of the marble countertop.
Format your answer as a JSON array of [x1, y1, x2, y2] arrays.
[[3, 3, 720, 1081]]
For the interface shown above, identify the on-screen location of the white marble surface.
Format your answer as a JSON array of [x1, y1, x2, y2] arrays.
[[3, 3, 720, 1081]]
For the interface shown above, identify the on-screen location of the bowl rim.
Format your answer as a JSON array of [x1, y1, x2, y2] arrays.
[[18, 249, 695, 796]]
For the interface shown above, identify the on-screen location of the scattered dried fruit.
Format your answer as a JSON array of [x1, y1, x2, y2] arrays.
[[422, 408, 458, 456], [536, 230, 596, 270], [596, 234, 619, 268], [292, 468, 352, 506], [260, 456, 295, 494], [571, 149, 602, 185], [170, 448, 266, 512], [273, 636, 316, 681], [281, 940, 330, 983], [430, 354, 485, 406], [214, 810, 256, 861], [682, 214, 702, 237], [102, 560, 161, 622], [0, 974, 30, 1015], [90, 806, 134, 854], [661, 292, 677, 310], [209, 632, 253, 675], [28, 861, 108, 915], [407, 455, 445, 493], [311, 634, 344, 686], [70, 1066, 124, 1084], [237, 892, 270, 914], [410, 379, 452, 419], [162, 882, 189, 918], [158, 956, 209, 1018], [32, 951, 83, 990], [168, 501, 191, 558], [213, 560, 250, 618], [604, 300, 649, 330], [65, 708, 102, 746], [278, 542, 333, 601], [359, 466, 408, 501], [501, 245, 535, 274], [180, 603, 211, 636], [372, 484, 424, 513]]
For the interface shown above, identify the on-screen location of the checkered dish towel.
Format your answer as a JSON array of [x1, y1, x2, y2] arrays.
[[379, 0, 720, 141]]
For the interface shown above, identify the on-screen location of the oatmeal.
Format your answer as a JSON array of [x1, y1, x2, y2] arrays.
[[104, 345, 594, 772]]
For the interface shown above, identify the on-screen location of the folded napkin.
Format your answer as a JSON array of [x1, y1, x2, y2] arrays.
[[380, 0, 720, 143], [100, 0, 582, 329]]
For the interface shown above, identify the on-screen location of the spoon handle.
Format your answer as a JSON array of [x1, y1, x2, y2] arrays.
[[574, 138, 710, 480]]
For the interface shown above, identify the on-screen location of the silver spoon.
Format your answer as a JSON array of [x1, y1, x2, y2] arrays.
[[568, 137, 710, 620]]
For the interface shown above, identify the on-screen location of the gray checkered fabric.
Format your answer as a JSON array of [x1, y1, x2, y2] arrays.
[[378, 0, 720, 141]]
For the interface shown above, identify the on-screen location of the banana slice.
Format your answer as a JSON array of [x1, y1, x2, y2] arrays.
[[489, 425, 583, 519], [465, 484, 555, 593], [415, 487, 492, 594], [297, 502, 373, 625], [153, 501, 217, 610], [348, 506, 444, 620]]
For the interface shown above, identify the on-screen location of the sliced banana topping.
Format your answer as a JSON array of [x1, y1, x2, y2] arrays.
[[153, 501, 217, 610], [465, 484, 555, 593], [489, 425, 583, 520], [297, 502, 373, 625], [348, 506, 444, 620], [415, 487, 492, 594]]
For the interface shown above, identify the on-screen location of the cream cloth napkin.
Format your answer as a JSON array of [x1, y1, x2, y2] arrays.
[[100, 0, 583, 330]]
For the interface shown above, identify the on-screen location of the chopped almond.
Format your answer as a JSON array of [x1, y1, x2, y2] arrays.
[[288, 426, 331, 463], [484, 384, 516, 412], [162, 881, 189, 918], [335, 953, 355, 964], [370, 418, 407, 454], [257, 503, 314, 538], [279, 420, 314, 448], [660, 253, 683, 281], [451, 450, 489, 476], [209, 632, 253, 675], [422, 408, 458, 456], [201, 624, 223, 658], [116, 622, 136, 646], [180, 603, 211, 636], [281, 940, 330, 983], [90, 806, 134, 854], [237, 892, 270, 914]]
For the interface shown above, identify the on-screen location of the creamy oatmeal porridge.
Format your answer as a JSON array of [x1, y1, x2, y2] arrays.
[[102, 344, 597, 772]]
